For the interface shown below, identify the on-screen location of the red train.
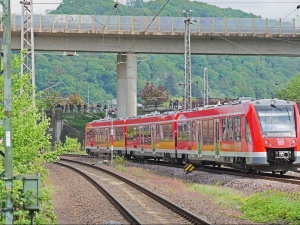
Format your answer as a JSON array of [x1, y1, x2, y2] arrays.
[[85, 99, 300, 174]]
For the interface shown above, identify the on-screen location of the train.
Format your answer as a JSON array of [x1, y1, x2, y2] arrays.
[[85, 98, 300, 175]]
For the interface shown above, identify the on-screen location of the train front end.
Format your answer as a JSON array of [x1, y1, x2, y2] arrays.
[[250, 99, 300, 173]]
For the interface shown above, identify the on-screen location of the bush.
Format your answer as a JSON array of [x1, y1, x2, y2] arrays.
[[241, 190, 300, 224]]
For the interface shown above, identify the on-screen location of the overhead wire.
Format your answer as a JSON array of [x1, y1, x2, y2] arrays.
[[67, 0, 120, 53], [127, 0, 170, 53]]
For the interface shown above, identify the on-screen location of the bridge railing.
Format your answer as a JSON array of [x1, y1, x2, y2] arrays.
[[7, 14, 300, 35]]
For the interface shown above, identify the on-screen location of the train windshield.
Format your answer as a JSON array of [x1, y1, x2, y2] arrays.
[[255, 105, 296, 138]]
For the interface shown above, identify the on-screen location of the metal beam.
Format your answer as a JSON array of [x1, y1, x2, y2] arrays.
[[20, 0, 35, 106], [183, 10, 192, 110], [1, 0, 13, 223]]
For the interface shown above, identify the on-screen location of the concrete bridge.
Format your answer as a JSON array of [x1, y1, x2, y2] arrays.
[[3, 14, 300, 117], [5, 14, 300, 55]]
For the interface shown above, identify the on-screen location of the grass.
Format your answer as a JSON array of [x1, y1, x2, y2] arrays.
[[188, 183, 245, 209], [123, 166, 300, 224], [113, 156, 127, 172], [188, 183, 300, 224], [240, 190, 300, 225]]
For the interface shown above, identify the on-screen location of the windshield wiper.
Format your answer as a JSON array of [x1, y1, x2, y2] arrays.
[[286, 107, 291, 121], [271, 104, 291, 121]]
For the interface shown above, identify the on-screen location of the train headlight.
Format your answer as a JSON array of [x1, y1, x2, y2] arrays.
[[264, 140, 269, 144], [269, 143, 273, 146], [292, 139, 296, 144]]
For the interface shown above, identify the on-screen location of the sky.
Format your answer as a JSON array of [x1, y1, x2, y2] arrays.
[[7, 0, 300, 19]]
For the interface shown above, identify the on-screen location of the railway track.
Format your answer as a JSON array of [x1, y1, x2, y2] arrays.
[[130, 159, 300, 186], [58, 158, 211, 225], [195, 166, 300, 185], [61, 154, 300, 185]]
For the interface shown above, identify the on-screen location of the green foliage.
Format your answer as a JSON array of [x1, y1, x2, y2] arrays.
[[31, 0, 300, 105], [63, 136, 82, 153], [53, 0, 259, 18], [0, 52, 56, 224], [240, 191, 300, 224], [62, 112, 105, 134], [39, 90, 62, 112], [276, 72, 300, 102], [113, 156, 127, 171]]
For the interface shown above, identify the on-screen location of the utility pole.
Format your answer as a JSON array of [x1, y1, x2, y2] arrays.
[[20, 0, 35, 106], [1, 0, 13, 223], [203, 67, 208, 107], [182, 10, 192, 110]]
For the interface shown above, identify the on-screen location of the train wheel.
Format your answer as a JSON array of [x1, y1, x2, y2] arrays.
[[272, 171, 275, 175], [252, 169, 257, 175], [218, 164, 221, 168]]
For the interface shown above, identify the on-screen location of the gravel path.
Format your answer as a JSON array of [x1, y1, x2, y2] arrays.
[[46, 158, 300, 224]]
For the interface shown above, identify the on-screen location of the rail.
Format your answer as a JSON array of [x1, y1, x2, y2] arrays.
[[4, 14, 300, 36]]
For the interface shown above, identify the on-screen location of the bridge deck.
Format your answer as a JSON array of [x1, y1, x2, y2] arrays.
[[5, 14, 300, 37]]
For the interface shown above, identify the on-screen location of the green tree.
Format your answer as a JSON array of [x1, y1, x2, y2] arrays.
[[0, 53, 56, 224], [164, 73, 177, 96], [276, 73, 300, 102]]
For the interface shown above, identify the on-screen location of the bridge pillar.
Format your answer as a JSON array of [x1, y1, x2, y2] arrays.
[[117, 53, 137, 118]]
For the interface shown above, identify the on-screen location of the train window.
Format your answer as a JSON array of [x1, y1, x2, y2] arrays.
[[87, 129, 94, 142], [159, 123, 173, 142], [198, 121, 202, 145], [96, 129, 100, 144], [178, 122, 187, 141], [162, 124, 169, 142], [105, 128, 109, 144], [169, 124, 173, 140], [156, 125, 160, 141], [100, 129, 105, 143], [134, 126, 139, 142], [98, 129, 102, 143], [115, 127, 124, 141], [192, 121, 196, 141], [245, 118, 252, 143], [186, 121, 196, 141], [234, 117, 241, 141], [127, 126, 134, 141], [227, 118, 233, 141], [159, 125, 163, 141], [215, 120, 219, 143], [255, 105, 296, 138], [222, 118, 226, 140], [202, 120, 209, 144], [143, 125, 151, 144], [208, 120, 214, 144], [177, 122, 184, 141]]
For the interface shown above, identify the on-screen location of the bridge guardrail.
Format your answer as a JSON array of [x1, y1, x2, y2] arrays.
[[5, 14, 300, 35]]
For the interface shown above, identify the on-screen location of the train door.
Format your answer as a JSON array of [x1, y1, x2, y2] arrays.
[[140, 126, 144, 152], [197, 120, 202, 157], [151, 125, 155, 153], [214, 119, 220, 158]]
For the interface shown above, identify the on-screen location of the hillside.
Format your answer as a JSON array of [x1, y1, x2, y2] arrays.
[[34, 0, 299, 105]]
